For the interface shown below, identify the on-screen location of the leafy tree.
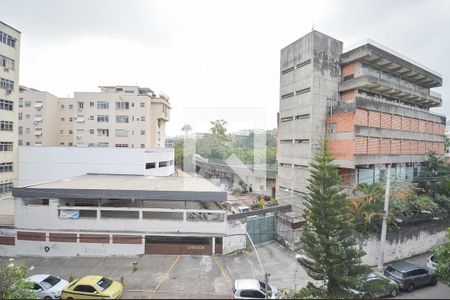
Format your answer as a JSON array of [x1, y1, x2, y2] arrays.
[[210, 119, 229, 141], [347, 183, 384, 233], [0, 260, 36, 299], [416, 151, 446, 195], [433, 227, 450, 283], [297, 140, 370, 298], [181, 124, 192, 137]]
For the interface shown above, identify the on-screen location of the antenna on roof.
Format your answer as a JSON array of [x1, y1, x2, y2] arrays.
[[312, 23, 315, 31]]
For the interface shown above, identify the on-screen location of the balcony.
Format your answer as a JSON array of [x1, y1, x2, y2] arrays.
[[34, 102, 43, 109], [33, 117, 43, 124], [34, 131, 43, 136], [76, 117, 85, 123], [339, 75, 442, 108]]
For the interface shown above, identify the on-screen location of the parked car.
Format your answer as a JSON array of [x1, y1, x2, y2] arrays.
[[26, 274, 69, 299], [384, 261, 437, 292], [395, 210, 440, 226], [427, 254, 438, 271], [232, 279, 278, 299], [349, 273, 399, 298], [231, 205, 250, 214], [61, 275, 123, 299]]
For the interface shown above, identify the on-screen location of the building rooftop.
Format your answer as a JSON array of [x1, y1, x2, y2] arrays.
[[341, 39, 442, 88], [13, 174, 226, 202]]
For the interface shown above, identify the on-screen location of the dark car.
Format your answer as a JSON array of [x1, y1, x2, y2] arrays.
[[395, 210, 439, 226], [384, 261, 437, 292], [349, 273, 399, 298]]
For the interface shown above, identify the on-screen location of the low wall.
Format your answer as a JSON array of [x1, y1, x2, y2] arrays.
[[358, 220, 449, 266]]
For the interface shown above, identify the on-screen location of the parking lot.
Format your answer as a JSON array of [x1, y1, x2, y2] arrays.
[[1, 242, 449, 299]]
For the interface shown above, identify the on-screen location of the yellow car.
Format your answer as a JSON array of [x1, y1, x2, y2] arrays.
[[61, 275, 123, 299]]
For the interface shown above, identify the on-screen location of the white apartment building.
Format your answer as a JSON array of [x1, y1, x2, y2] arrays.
[[0, 21, 20, 194], [18, 85, 171, 149], [18, 86, 59, 147]]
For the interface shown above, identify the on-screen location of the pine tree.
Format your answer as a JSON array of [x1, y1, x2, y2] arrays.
[[297, 140, 370, 298]]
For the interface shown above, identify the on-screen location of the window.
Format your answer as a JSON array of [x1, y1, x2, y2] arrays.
[[97, 101, 109, 109], [34, 142, 42, 146], [281, 66, 294, 75], [74, 285, 96, 293], [141, 130, 145, 135], [97, 142, 108, 147], [281, 92, 294, 99], [18, 127, 22, 135], [116, 102, 129, 110], [0, 31, 17, 48], [296, 87, 311, 95], [89, 129, 94, 134], [60, 142, 64, 146], [18, 113, 22, 120], [18, 140, 22, 145], [24, 101, 31, 107], [295, 114, 310, 120], [240, 290, 265, 298], [115, 129, 129, 137], [296, 59, 311, 69], [61, 104, 65, 109], [0, 78, 14, 91], [124, 90, 134, 94], [281, 116, 293, 122], [60, 117, 65, 122], [25, 114, 30, 119], [0, 121, 13, 131], [343, 74, 354, 81], [0, 54, 15, 70], [26, 142, 30, 146], [294, 139, 309, 144], [88, 143, 95, 147], [0, 182, 13, 193], [60, 130, 63, 134], [97, 115, 109, 123], [76, 129, 84, 135], [329, 123, 336, 133], [90, 102, 94, 107], [141, 144, 145, 148], [0, 99, 13, 111], [89, 116, 94, 120], [0, 142, 13, 151], [115, 144, 128, 148], [77, 102, 84, 109], [18, 99, 23, 107], [97, 129, 109, 137], [146, 162, 156, 169], [0, 162, 13, 172], [116, 115, 129, 123], [159, 161, 168, 167], [68, 142, 73, 146], [25, 128, 30, 133], [140, 102, 145, 108], [280, 139, 293, 144], [69, 117, 73, 122], [140, 116, 146, 121], [69, 130, 73, 134], [69, 104, 73, 109]]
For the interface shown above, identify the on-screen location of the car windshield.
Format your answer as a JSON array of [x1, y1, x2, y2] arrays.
[[96, 277, 113, 291], [431, 255, 437, 263], [40, 276, 61, 289]]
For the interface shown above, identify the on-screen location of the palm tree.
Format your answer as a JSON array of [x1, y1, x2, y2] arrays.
[[181, 124, 192, 137], [348, 183, 385, 232]]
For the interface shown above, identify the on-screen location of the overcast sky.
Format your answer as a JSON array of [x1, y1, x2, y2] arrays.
[[1, 0, 449, 136]]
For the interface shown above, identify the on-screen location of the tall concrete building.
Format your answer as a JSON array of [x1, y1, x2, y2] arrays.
[[0, 22, 20, 194], [18, 85, 171, 148], [277, 31, 445, 212]]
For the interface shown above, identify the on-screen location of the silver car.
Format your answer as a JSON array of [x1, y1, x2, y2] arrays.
[[427, 254, 437, 271], [232, 279, 278, 299], [26, 274, 69, 299]]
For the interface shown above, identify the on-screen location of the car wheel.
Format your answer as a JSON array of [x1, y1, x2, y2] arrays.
[[431, 278, 438, 286], [406, 283, 415, 292], [390, 289, 399, 297], [43, 297, 53, 300]]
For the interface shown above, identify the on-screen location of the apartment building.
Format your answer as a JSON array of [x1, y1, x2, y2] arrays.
[[18, 85, 171, 148], [0, 22, 20, 194], [277, 31, 445, 211], [18, 86, 59, 146]]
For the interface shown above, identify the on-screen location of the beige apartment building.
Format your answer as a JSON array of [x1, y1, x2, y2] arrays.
[[19, 85, 170, 148], [0, 22, 20, 193]]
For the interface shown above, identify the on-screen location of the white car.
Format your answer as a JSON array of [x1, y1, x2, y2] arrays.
[[427, 254, 437, 271], [232, 279, 278, 299], [26, 274, 69, 299]]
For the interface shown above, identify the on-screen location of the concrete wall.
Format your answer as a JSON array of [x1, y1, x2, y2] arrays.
[[223, 221, 247, 255], [358, 221, 449, 266], [14, 199, 227, 235], [18, 146, 175, 186], [277, 31, 343, 212]]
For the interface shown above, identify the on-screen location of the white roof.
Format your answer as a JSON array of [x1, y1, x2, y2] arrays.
[[234, 279, 260, 290], [27, 274, 51, 283]]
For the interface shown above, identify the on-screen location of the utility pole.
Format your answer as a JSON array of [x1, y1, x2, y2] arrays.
[[377, 164, 391, 271]]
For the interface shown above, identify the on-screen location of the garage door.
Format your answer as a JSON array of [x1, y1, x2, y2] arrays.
[[246, 215, 275, 245], [145, 236, 212, 255]]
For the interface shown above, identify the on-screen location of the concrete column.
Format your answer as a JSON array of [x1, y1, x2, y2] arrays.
[[183, 211, 186, 222], [96, 209, 100, 220], [139, 210, 143, 220], [212, 237, 215, 255]]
